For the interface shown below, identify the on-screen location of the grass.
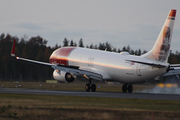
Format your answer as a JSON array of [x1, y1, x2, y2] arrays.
[[0, 93, 180, 120], [0, 81, 179, 119]]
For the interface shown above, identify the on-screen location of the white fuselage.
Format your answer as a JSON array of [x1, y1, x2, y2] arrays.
[[50, 47, 169, 84]]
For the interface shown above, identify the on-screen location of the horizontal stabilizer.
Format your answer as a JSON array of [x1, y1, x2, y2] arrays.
[[126, 59, 167, 67]]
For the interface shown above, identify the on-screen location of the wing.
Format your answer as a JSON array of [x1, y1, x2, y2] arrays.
[[15, 57, 52, 66], [11, 40, 104, 81], [14, 56, 104, 81]]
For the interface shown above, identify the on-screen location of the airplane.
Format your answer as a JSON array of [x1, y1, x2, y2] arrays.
[[11, 9, 180, 93]]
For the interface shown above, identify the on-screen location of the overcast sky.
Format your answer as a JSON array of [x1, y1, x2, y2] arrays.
[[1, 0, 180, 52]]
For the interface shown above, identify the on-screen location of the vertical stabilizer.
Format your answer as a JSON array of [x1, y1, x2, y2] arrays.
[[142, 9, 176, 62]]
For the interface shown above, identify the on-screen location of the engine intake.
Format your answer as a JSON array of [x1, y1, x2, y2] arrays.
[[53, 70, 75, 83], [65, 73, 75, 83]]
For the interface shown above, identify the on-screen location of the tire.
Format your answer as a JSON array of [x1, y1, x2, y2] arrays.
[[85, 84, 90, 92], [91, 84, 96, 92], [128, 84, 133, 93], [122, 84, 127, 93]]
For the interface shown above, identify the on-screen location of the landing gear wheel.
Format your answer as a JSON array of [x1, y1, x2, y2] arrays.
[[127, 84, 133, 93], [122, 84, 127, 93], [85, 84, 90, 92], [91, 84, 96, 92]]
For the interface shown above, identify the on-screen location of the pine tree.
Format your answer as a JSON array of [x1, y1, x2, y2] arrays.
[[79, 38, 84, 47], [117, 48, 121, 53], [90, 44, 94, 49], [122, 46, 126, 51], [70, 40, 74, 46], [63, 38, 69, 47]]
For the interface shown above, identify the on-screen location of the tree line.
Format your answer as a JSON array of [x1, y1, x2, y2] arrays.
[[0, 33, 179, 81]]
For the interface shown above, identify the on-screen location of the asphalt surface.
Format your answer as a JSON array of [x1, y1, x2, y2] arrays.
[[0, 88, 180, 101]]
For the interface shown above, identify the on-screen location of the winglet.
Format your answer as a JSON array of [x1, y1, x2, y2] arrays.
[[11, 39, 16, 57]]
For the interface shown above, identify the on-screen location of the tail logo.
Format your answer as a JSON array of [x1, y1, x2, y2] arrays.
[[155, 26, 171, 61]]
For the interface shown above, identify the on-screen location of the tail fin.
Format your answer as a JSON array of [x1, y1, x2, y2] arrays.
[[142, 9, 176, 62]]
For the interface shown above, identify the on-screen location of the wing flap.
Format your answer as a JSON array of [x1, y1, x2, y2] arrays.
[[52, 65, 103, 81]]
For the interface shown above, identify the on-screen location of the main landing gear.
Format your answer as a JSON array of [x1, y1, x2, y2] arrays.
[[122, 84, 133, 93], [85, 79, 96, 92], [84, 79, 133, 93], [85, 83, 96, 92]]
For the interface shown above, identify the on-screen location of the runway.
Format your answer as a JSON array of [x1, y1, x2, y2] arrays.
[[0, 88, 180, 101]]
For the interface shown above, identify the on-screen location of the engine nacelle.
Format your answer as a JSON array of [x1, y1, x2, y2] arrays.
[[53, 70, 75, 83]]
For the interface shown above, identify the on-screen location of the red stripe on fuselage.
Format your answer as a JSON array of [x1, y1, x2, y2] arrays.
[[49, 47, 75, 65]]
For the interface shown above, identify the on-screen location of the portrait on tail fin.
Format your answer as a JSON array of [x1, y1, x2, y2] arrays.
[[158, 26, 171, 61]]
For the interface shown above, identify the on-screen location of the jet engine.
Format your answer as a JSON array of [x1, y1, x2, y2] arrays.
[[53, 70, 75, 83]]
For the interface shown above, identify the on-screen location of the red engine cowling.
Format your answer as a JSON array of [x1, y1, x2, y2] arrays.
[[53, 70, 75, 83]]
